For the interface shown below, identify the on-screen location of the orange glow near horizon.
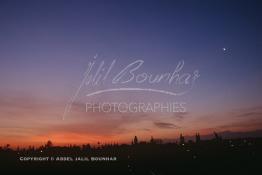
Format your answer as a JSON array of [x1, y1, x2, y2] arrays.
[[0, 94, 261, 148]]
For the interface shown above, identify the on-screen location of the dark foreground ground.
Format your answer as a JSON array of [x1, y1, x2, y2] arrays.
[[1, 138, 261, 174]]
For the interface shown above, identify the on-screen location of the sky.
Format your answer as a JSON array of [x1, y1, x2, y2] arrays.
[[0, 0, 261, 147]]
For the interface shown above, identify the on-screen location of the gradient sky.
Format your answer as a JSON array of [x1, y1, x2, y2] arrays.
[[0, 0, 261, 147]]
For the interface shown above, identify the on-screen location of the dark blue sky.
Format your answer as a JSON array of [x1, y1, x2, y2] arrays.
[[0, 0, 261, 104]]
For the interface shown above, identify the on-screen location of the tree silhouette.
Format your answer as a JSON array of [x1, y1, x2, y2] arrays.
[[45, 140, 53, 148], [180, 134, 185, 145], [134, 136, 138, 145], [150, 136, 155, 144], [196, 133, 201, 143], [214, 132, 222, 142]]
